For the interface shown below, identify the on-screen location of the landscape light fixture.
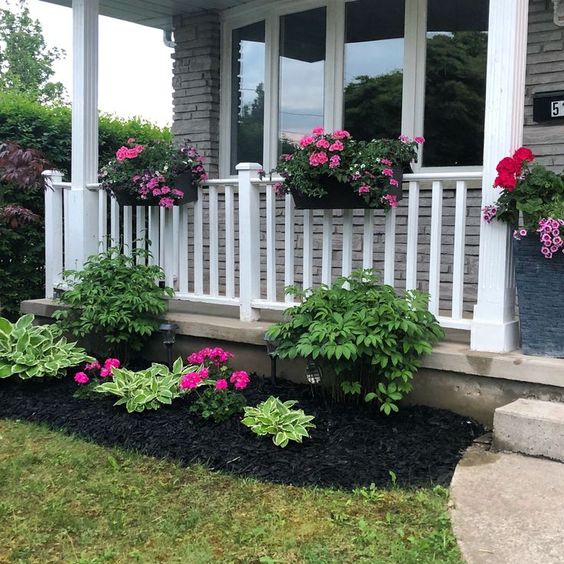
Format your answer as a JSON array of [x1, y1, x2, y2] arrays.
[[158, 322, 178, 368], [263, 332, 278, 384], [305, 359, 322, 385]]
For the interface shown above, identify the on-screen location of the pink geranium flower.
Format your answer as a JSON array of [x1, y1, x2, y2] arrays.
[[299, 136, 315, 148], [230, 370, 250, 390], [312, 127, 325, 135], [179, 372, 202, 390], [74, 372, 89, 385], [316, 139, 330, 149], [159, 197, 175, 208], [329, 140, 344, 152], [332, 130, 350, 139], [215, 379, 228, 390]]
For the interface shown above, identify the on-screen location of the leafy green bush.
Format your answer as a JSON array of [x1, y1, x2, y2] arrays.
[[95, 358, 192, 413], [266, 270, 443, 415], [189, 387, 247, 423], [0, 314, 91, 379], [242, 397, 316, 448], [53, 247, 173, 359]]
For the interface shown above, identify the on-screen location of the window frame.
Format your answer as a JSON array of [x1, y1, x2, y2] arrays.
[[219, 0, 484, 177]]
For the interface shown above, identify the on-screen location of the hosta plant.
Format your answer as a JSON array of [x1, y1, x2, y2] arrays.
[[266, 269, 443, 415], [0, 314, 91, 379], [95, 357, 193, 413], [242, 396, 316, 448]]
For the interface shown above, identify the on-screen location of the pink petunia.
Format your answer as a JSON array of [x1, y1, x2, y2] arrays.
[[159, 197, 175, 208], [329, 155, 341, 169], [358, 185, 370, 194], [383, 194, 398, 208], [215, 379, 228, 390]]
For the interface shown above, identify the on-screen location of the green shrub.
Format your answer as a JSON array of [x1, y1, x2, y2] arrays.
[[242, 397, 316, 448], [95, 358, 192, 413], [189, 387, 247, 423], [53, 247, 173, 359], [266, 270, 444, 415], [0, 314, 91, 379]]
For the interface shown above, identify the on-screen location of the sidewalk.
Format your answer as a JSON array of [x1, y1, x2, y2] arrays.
[[450, 446, 564, 564]]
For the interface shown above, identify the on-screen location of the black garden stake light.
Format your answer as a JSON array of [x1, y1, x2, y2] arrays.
[[305, 359, 323, 385], [263, 332, 278, 384], [158, 322, 178, 368]]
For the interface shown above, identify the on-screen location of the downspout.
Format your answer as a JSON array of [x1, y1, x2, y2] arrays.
[[163, 29, 176, 48]]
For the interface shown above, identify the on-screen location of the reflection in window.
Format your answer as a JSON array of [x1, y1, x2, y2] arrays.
[[279, 8, 326, 151], [231, 22, 265, 173], [424, 0, 489, 167], [344, 0, 405, 141]]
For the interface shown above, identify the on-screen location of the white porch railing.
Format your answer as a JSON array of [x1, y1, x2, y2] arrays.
[[44, 164, 483, 331]]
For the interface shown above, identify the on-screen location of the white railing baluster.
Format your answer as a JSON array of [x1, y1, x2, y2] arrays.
[[178, 205, 189, 294], [159, 207, 166, 269], [266, 185, 277, 301], [302, 209, 313, 290], [123, 206, 133, 256], [43, 171, 64, 298], [452, 180, 468, 320], [363, 209, 374, 269], [63, 186, 71, 270], [429, 180, 444, 315], [322, 209, 333, 285], [342, 209, 353, 277], [148, 207, 160, 266], [135, 206, 146, 265], [98, 189, 107, 252], [384, 207, 397, 286], [162, 208, 174, 288], [284, 194, 295, 303], [209, 185, 219, 296], [110, 198, 120, 247], [405, 181, 420, 290], [172, 206, 180, 291], [225, 185, 235, 299], [194, 186, 204, 295]]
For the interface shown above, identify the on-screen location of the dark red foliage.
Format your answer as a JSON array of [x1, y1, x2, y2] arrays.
[[0, 141, 51, 190]]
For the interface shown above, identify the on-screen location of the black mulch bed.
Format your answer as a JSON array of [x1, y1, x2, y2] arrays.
[[0, 376, 483, 490]]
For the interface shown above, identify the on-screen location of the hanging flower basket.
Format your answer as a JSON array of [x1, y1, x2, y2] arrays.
[[100, 139, 207, 208], [514, 235, 564, 357], [290, 167, 404, 210], [112, 171, 198, 207], [273, 128, 422, 211]]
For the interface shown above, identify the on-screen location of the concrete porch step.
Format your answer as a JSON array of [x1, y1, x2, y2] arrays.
[[493, 399, 564, 462]]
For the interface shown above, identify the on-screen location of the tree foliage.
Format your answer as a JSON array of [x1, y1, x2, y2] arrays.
[[0, 0, 66, 103]]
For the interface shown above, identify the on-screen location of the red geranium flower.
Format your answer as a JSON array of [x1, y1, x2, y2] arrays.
[[494, 172, 517, 191], [496, 156, 521, 175], [512, 147, 534, 164]]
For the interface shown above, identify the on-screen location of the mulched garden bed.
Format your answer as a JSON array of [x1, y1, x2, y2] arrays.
[[0, 376, 483, 489]]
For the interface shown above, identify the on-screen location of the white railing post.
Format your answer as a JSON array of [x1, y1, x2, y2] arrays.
[[43, 170, 64, 298], [66, 0, 100, 271], [237, 162, 262, 321], [471, 0, 528, 352]]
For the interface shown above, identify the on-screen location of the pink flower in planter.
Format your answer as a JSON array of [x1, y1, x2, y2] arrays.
[[299, 136, 315, 148], [215, 379, 228, 390], [541, 247, 553, 258], [159, 197, 175, 208], [382, 168, 394, 177], [389, 179, 399, 187], [172, 189, 184, 197], [519, 229, 528, 237], [152, 188, 162, 197], [116, 146, 129, 161], [358, 185, 370, 194], [312, 127, 325, 135], [380, 158, 392, 166], [316, 138, 330, 149], [414, 136, 426, 144], [329, 155, 341, 169], [160, 186, 171, 194], [332, 130, 350, 139], [383, 194, 398, 208], [399, 135, 410, 143], [74, 372, 89, 385], [328, 140, 344, 152]]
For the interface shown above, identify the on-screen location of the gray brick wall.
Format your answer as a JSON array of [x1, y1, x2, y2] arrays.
[[172, 11, 221, 177], [524, 0, 564, 168]]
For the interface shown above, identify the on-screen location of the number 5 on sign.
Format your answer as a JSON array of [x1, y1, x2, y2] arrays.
[[551, 100, 564, 117]]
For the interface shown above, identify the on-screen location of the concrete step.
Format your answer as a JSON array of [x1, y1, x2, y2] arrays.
[[493, 399, 564, 462]]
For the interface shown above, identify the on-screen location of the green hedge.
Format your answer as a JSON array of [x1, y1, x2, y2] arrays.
[[0, 92, 171, 319]]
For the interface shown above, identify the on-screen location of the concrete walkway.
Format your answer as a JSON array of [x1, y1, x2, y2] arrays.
[[450, 446, 564, 564]]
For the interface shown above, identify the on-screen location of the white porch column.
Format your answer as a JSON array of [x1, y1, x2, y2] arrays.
[[471, 0, 529, 353], [66, 0, 100, 270]]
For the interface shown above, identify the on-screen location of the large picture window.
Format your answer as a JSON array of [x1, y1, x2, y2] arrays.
[[222, 0, 489, 175]]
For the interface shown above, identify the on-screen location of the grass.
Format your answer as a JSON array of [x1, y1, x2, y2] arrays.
[[0, 419, 461, 563]]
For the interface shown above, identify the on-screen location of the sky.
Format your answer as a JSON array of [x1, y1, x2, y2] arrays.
[[25, 0, 174, 126]]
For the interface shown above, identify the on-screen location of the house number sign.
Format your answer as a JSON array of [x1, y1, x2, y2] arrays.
[[533, 91, 564, 123]]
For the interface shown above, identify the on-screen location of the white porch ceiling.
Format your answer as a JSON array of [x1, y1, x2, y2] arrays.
[[39, 0, 253, 30]]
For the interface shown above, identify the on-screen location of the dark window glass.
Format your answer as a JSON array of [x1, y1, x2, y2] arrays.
[[279, 8, 326, 151], [424, 0, 489, 167], [344, 0, 405, 141], [231, 21, 265, 173]]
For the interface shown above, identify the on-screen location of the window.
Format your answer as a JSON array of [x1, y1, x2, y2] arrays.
[[279, 8, 326, 151], [423, 0, 489, 167], [222, 0, 489, 174], [344, 0, 405, 141], [230, 21, 265, 173]]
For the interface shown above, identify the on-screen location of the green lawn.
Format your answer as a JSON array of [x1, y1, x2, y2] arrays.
[[0, 420, 461, 563]]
